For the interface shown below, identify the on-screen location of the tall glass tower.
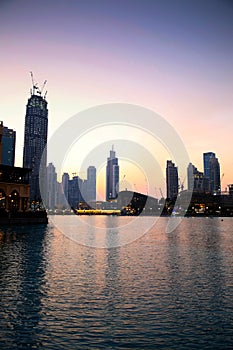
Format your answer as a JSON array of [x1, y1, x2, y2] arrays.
[[203, 152, 215, 180], [203, 152, 220, 193], [106, 146, 119, 201], [23, 75, 48, 203]]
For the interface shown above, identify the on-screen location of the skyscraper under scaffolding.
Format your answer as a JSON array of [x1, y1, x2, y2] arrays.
[[23, 73, 48, 204]]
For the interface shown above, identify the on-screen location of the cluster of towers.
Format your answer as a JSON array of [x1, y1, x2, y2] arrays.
[[46, 165, 97, 211], [166, 152, 221, 200], [0, 73, 225, 212], [45, 148, 119, 211]]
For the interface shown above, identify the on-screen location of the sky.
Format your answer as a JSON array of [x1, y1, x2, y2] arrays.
[[0, 0, 233, 198]]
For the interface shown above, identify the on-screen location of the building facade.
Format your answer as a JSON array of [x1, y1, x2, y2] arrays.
[[2, 126, 16, 166], [23, 92, 48, 203], [166, 160, 178, 200], [106, 147, 119, 201]]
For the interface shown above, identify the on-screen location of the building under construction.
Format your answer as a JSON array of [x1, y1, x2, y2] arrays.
[[23, 73, 48, 205]]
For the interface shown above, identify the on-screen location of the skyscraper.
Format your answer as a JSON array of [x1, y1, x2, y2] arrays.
[[203, 152, 215, 180], [46, 162, 57, 211], [187, 162, 207, 193], [23, 76, 48, 203], [68, 176, 84, 209], [86, 166, 96, 202], [203, 152, 220, 193], [62, 172, 69, 202], [106, 146, 119, 201], [2, 125, 16, 166], [209, 156, 221, 193], [166, 160, 178, 200]]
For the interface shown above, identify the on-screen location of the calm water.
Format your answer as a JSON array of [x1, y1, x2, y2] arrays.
[[0, 217, 233, 349]]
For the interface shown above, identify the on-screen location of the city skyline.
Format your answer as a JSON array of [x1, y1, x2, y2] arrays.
[[0, 0, 233, 193]]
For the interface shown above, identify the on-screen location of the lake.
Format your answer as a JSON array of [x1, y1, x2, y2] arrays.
[[0, 216, 233, 349]]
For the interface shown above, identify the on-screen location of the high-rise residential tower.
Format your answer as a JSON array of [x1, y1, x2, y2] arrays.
[[203, 152, 221, 193], [106, 146, 119, 201], [1, 125, 16, 166], [166, 160, 178, 200], [23, 74, 48, 203]]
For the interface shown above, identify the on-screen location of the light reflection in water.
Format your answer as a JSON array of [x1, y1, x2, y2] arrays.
[[0, 218, 232, 349]]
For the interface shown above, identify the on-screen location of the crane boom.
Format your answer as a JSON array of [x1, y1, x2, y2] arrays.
[[30, 72, 47, 98], [159, 188, 164, 198]]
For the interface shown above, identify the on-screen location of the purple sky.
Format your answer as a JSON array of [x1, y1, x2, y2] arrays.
[[0, 0, 233, 194]]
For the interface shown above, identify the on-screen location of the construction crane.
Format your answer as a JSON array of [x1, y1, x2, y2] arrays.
[[159, 188, 164, 199], [40, 80, 47, 95], [30, 72, 47, 98], [30, 71, 38, 95], [178, 178, 185, 192]]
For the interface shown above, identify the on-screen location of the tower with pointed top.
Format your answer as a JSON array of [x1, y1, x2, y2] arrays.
[[23, 73, 48, 203], [106, 146, 119, 201]]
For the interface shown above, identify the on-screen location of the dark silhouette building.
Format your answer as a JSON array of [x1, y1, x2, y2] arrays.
[[68, 176, 84, 209], [23, 75, 48, 204], [187, 162, 208, 193], [0, 122, 30, 212], [203, 152, 215, 179], [106, 146, 119, 201], [166, 160, 178, 200], [2, 125, 16, 166], [203, 152, 220, 193]]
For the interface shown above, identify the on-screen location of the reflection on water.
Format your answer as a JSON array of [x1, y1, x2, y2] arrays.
[[0, 218, 233, 349], [50, 215, 159, 248]]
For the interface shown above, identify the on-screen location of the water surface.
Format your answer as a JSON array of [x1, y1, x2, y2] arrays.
[[0, 217, 232, 349]]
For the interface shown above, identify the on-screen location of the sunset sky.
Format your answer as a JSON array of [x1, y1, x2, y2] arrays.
[[0, 0, 233, 198]]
